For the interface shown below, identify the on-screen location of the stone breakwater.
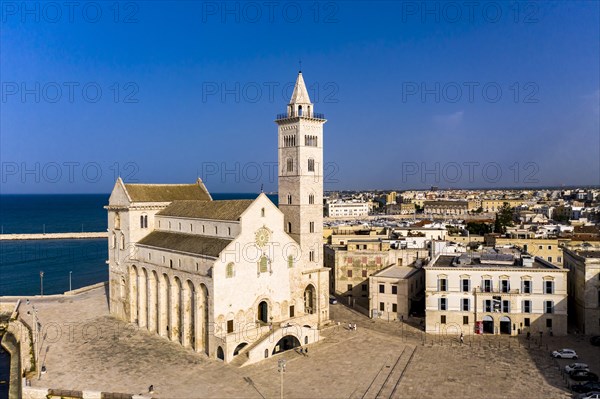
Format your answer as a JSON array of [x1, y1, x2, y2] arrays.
[[0, 232, 107, 241]]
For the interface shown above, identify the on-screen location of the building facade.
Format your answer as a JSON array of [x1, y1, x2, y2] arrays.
[[106, 72, 330, 365], [425, 249, 568, 336], [563, 247, 600, 335], [369, 264, 424, 320], [326, 201, 370, 217]]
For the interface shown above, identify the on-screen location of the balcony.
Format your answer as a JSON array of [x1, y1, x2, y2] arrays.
[[276, 112, 325, 121], [478, 288, 520, 294]]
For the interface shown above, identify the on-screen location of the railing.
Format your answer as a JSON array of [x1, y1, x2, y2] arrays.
[[275, 112, 326, 120], [478, 288, 521, 294]]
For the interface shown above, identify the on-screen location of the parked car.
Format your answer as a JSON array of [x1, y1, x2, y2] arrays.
[[571, 371, 599, 382], [572, 382, 600, 393], [574, 392, 600, 399], [590, 336, 600, 346], [329, 295, 338, 304], [566, 363, 590, 374], [552, 349, 578, 359]]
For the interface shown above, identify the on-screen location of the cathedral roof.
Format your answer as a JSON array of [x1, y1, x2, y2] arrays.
[[123, 179, 212, 202], [138, 231, 232, 257], [157, 199, 254, 221], [289, 71, 311, 105]]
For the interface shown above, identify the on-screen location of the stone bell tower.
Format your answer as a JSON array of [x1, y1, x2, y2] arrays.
[[276, 71, 326, 267]]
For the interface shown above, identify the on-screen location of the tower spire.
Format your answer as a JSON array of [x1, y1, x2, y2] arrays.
[[289, 71, 311, 105]]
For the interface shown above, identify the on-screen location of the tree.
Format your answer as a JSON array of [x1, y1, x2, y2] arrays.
[[494, 202, 514, 233], [466, 222, 492, 236]]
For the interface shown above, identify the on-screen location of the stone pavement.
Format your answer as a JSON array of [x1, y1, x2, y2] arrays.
[[12, 287, 584, 398]]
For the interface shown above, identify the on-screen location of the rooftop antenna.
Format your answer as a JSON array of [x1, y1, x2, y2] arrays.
[[260, 183, 264, 193]]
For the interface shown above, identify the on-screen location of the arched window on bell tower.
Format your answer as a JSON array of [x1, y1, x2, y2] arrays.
[[287, 158, 294, 172]]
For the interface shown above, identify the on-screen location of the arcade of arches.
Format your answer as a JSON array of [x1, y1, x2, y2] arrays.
[[128, 265, 210, 354]]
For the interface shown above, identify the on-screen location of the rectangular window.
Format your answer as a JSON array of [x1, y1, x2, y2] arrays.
[[548, 256, 552, 262], [502, 300, 510, 313], [439, 298, 447, 311], [557, 256, 562, 263], [546, 318, 552, 328], [379, 302, 385, 311], [227, 320, 234, 333], [545, 281, 554, 294], [379, 284, 385, 293], [501, 279, 510, 293], [484, 300, 492, 312], [524, 317, 530, 327], [290, 305, 295, 317], [308, 158, 315, 172], [439, 278, 448, 292], [309, 251, 315, 262], [522, 280, 531, 294], [483, 279, 492, 292], [362, 270, 367, 278], [463, 316, 469, 325], [309, 222, 314, 233], [522, 300, 531, 313], [461, 279, 470, 292], [347, 270, 353, 278], [361, 284, 367, 292], [441, 315, 446, 324], [392, 285, 398, 295], [347, 284, 353, 292], [545, 300, 554, 314], [462, 298, 470, 311]]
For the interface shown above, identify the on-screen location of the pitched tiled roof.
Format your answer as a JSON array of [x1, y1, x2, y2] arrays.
[[124, 180, 211, 202], [137, 231, 231, 257], [157, 200, 253, 221]]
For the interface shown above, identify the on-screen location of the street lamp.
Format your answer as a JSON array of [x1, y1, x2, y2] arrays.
[[40, 271, 44, 297], [69, 271, 72, 292], [278, 359, 286, 399]]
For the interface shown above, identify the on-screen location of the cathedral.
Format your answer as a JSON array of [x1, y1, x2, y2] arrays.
[[105, 72, 329, 365]]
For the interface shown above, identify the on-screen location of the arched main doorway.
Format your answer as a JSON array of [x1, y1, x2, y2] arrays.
[[482, 315, 494, 334], [258, 301, 268, 324], [304, 285, 316, 315], [217, 346, 224, 361], [500, 316, 511, 335], [272, 335, 301, 355]]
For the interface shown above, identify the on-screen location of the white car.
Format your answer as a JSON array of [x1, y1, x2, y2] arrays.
[[576, 392, 600, 399], [552, 348, 578, 359], [566, 363, 589, 374]]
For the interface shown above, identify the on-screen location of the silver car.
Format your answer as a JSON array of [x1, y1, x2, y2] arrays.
[[566, 363, 590, 374]]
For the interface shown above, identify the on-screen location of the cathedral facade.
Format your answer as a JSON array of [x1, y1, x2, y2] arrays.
[[106, 72, 329, 365]]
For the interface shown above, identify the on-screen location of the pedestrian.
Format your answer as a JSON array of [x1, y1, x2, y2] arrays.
[[354, 323, 357, 331], [460, 333, 464, 344], [348, 323, 352, 331], [149, 385, 154, 393], [305, 347, 309, 356]]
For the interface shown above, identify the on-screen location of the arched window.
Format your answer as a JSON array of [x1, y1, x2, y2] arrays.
[[287, 194, 292, 204], [261, 208, 265, 217], [140, 215, 144, 228], [215, 226, 218, 235], [114, 213, 120, 230], [111, 233, 116, 248], [308, 158, 315, 172], [309, 194, 315, 204], [298, 105, 303, 116], [287, 222, 292, 233], [120, 235, 125, 250], [144, 215, 148, 228], [228, 227, 231, 236], [226, 262, 235, 278], [286, 158, 294, 172]]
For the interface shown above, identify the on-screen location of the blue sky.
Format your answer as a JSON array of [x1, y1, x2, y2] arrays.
[[1, 0, 599, 193]]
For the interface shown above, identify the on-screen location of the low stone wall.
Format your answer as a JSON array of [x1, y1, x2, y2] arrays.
[[5, 319, 33, 376]]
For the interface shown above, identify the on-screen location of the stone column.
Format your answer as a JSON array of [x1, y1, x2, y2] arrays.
[[171, 279, 181, 343], [182, 283, 192, 348], [148, 272, 158, 333], [138, 270, 148, 328], [129, 268, 138, 324], [159, 275, 169, 338]]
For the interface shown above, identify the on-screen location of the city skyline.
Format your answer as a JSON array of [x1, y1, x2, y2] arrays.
[[1, 1, 599, 194]]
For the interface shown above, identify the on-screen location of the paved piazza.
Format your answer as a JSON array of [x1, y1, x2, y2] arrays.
[[14, 287, 597, 398]]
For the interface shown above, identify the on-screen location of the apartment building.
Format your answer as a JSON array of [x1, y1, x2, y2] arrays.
[[563, 246, 600, 335]]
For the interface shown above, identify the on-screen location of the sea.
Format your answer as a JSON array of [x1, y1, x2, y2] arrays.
[[0, 193, 277, 297]]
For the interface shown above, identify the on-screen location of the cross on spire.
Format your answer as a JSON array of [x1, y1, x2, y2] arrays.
[[299, 59, 302, 72]]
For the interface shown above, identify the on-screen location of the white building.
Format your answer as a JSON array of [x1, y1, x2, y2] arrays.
[[106, 72, 330, 365], [327, 201, 370, 217], [425, 247, 568, 336]]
